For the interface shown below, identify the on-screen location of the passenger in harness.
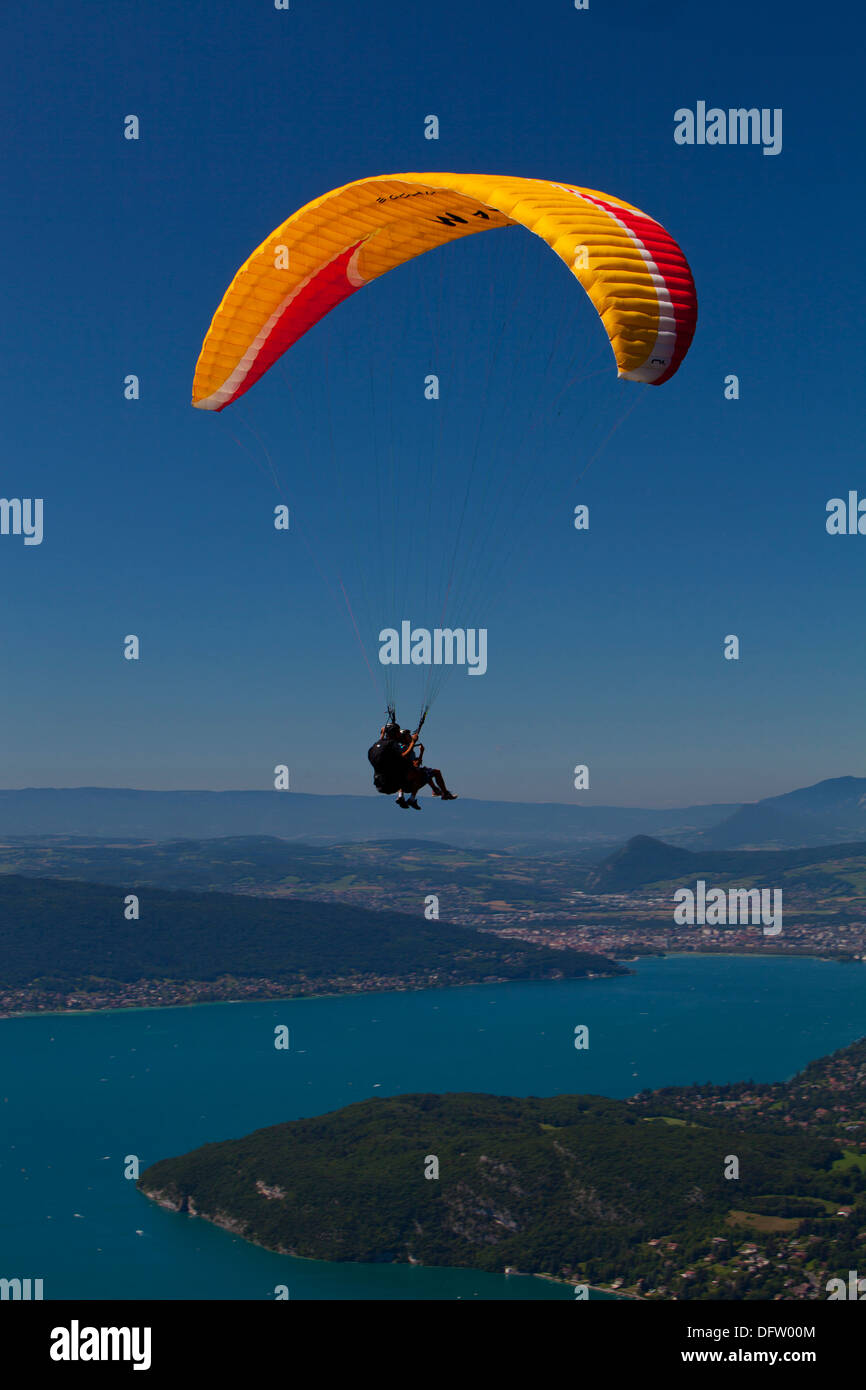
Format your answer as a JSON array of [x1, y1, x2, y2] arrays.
[[367, 717, 458, 810]]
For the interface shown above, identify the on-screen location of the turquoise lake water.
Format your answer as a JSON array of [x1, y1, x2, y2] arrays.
[[1, 955, 863, 1300]]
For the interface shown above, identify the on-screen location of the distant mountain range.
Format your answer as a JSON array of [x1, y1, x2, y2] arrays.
[[0, 776, 863, 852], [0, 786, 735, 850], [694, 777, 866, 849]]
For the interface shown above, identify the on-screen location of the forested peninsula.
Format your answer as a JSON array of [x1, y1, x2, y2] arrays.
[[138, 1039, 866, 1299]]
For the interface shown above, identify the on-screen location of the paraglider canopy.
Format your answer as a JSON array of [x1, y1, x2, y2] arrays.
[[192, 171, 697, 413]]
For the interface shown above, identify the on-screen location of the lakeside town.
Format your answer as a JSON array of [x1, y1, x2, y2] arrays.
[[475, 891, 866, 963], [250, 876, 866, 964]]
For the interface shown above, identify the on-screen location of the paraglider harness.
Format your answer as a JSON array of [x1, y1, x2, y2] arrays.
[[368, 705, 428, 795], [388, 703, 427, 737]]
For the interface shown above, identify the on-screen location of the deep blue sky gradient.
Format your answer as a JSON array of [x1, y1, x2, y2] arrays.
[[3, 0, 863, 803]]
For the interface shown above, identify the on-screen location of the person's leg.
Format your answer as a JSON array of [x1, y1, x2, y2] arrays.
[[427, 767, 456, 798], [403, 768, 424, 808]]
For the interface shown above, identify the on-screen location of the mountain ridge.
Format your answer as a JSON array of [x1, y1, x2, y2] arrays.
[[0, 776, 863, 850]]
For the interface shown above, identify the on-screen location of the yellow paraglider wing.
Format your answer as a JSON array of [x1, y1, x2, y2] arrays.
[[192, 172, 697, 411]]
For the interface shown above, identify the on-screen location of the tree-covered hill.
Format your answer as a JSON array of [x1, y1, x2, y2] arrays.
[[138, 1039, 866, 1298], [0, 872, 620, 997], [586, 835, 866, 895]]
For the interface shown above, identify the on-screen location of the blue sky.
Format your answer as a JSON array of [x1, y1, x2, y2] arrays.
[[3, 0, 863, 805]]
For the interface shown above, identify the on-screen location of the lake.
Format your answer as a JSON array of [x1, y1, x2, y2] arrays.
[[1, 955, 863, 1299]]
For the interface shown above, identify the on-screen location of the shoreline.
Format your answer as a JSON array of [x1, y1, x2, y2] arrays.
[[142, 1188, 636, 1299], [1, 949, 855, 1021], [0, 968, 624, 1022]]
